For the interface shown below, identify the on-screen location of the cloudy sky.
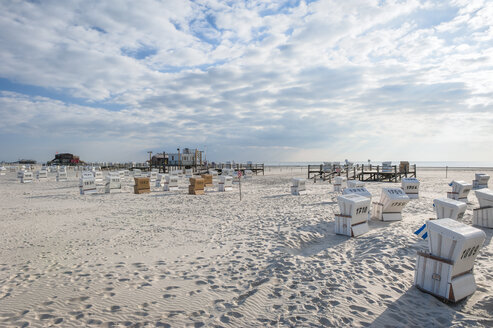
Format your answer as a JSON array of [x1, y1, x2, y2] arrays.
[[0, 0, 492, 163]]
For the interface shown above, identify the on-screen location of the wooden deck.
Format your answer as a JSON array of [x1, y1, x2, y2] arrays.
[[308, 164, 417, 182]]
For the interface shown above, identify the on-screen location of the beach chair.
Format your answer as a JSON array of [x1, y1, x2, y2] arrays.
[[105, 173, 122, 193], [399, 161, 410, 173], [434, 198, 467, 220], [134, 177, 150, 194], [164, 175, 179, 191], [94, 171, 104, 186], [414, 219, 485, 302], [472, 189, 493, 228], [56, 167, 68, 182], [201, 174, 213, 187], [79, 173, 97, 195], [447, 181, 472, 203], [0, 166, 6, 176], [21, 171, 34, 183], [291, 178, 307, 195], [189, 177, 205, 195], [402, 178, 420, 199], [381, 161, 393, 173], [37, 169, 48, 180], [333, 176, 347, 192], [335, 194, 370, 237], [372, 188, 410, 221], [148, 170, 158, 185], [218, 175, 233, 192], [243, 170, 253, 179], [472, 173, 489, 190]]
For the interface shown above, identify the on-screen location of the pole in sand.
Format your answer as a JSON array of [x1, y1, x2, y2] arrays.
[[238, 170, 242, 201]]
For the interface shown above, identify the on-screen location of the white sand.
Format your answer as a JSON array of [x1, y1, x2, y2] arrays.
[[0, 167, 492, 327]]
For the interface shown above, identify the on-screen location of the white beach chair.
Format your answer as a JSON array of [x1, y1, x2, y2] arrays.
[[291, 178, 307, 195], [335, 194, 371, 237], [36, 169, 48, 180], [218, 175, 233, 192], [80, 174, 97, 195], [94, 171, 104, 186], [472, 173, 489, 190], [105, 173, 122, 193], [381, 161, 393, 173], [472, 189, 493, 228], [402, 178, 420, 199], [333, 176, 347, 192], [447, 180, 472, 203], [414, 219, 485, 302], [433, 198, 467, 220], [372, 188, 410, 221], [164, 175, 179, 191], [21, 171, 34, 183], [56, 167, 68, 182]]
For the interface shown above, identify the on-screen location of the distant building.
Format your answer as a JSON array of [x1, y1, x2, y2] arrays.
[[167, 148, 204, 167], [17, 159, 37, 164], [48, 153, 81, 165], [151, 153, 168, 167]]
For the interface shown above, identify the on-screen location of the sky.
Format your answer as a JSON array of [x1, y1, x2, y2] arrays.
[[0, 0, 492, 163]]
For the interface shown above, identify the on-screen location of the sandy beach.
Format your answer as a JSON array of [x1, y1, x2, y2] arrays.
[[0, 167, 492, 327]]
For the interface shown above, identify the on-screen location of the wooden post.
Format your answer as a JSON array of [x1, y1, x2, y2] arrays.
[[377, 165, 380, 181], [394, 165, 397, 182], [446, 166, 448, 178], [238, 171, 241, 202]]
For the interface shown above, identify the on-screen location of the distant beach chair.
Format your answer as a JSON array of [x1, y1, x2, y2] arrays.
[[472, 189, 493, 228], [472, 173, 489, 190], [56, 167, 68, 182], [201, 174, 213, 187], [402, 178, 420, 199], [414, 218, 485, 302], [164, 175, 179, 191], [37, 169, 48, 180], [134, 177, 150, 194], [333, 176, 347, 192], [105, 172, 122, 193], [433, 198, 467, 220], [447, 180, 472, 203], [243, 170, 253, 179], [372, 188, 410, 221], [79, 172, 97, 195], [218, 175, 233, 192], [189, 177, 205, 195], [335, 194, 370, 237], [94, 171, 104, 186], [381, 161, 393, 173], [21, 171, 34, 183], [291, 178, 307, 195]]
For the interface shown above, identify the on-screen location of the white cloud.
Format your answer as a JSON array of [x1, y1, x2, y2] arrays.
[[0, 0, 492, 162]]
